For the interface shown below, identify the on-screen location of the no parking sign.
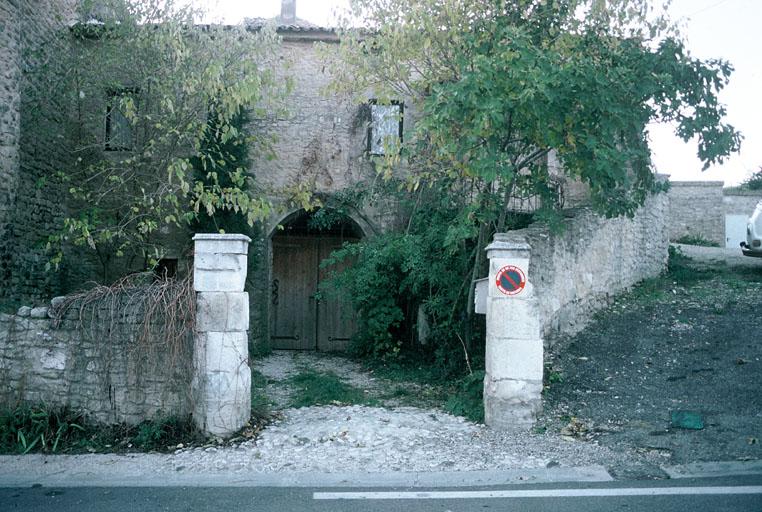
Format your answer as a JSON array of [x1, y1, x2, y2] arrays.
[[495, 265, 526, 296]]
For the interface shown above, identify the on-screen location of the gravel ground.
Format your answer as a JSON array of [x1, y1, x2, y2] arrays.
[[165, 405, 652, 475], [0, 405, 654, 480], [252, 351, 387, 410]]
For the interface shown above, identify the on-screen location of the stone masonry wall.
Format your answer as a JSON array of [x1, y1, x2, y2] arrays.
[[245, 34, 407, 349], [667, 181, 725, 245], [0, 297, 192, 425], [0, 0, 23, 300], [516, 191, 669, 342], [723, 189, 762, 217], [0, 0, 79, 305]]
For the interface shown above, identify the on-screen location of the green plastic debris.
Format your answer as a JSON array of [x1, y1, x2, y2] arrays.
[[670, 410, 704, 430]]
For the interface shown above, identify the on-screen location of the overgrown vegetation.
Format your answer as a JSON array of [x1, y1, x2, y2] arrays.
[[320, 0, 740, 381], [35, 0, 289, 275], [287, 370, 376, 408], [444, 370, 486, 423], [0, 404, 205, 454], [675, 234, 720, 247], [250, 369, 273, 422], [742, 167, 762, 190]]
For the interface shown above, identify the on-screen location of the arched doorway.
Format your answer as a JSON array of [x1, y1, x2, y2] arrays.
[[269, 209, 363, 351]]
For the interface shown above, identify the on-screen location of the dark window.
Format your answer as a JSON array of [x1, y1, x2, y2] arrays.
[[105, 88, 137, 151], [154, 258, 178, 280], [367, 100, 403, 155]]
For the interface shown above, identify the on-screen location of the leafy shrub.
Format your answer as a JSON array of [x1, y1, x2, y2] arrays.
[[742, 168, 762, 190], [444, 371, 485, 423], [668, 245, 711, 285], [131, 415, 202, 451], [0, 405, 206, 454]]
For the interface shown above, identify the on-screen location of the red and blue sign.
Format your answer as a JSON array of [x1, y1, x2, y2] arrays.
[[495, 265, 526, 296]]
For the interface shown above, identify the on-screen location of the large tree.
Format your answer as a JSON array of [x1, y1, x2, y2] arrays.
[[322, 0, 741, 361], [40, 0, 288, 274]]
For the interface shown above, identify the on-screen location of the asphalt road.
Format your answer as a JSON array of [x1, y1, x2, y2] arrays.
[[3, 475, 761, 512]]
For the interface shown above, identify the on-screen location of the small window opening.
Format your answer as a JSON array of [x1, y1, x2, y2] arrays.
[[105, 88, 137, 151], [154, 258, 178, 280], [367, 100, 403, 155]]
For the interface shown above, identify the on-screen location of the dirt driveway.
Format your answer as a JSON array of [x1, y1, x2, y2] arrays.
[[540, 246, 762, 476]]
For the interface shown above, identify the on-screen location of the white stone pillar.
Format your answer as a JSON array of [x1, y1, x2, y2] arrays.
[[192, 234, 251, 437], [483, 232, 543, 429]]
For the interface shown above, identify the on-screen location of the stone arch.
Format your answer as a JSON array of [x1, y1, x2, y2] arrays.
[[267, 208, 365, 351], [266, 207, 372, 241]]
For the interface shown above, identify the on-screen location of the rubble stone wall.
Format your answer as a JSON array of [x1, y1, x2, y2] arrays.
[[0, 0, 79, 305], [516, 191, 670, 342], [0, 298, 192, 425], [667, 181, 725, 245]]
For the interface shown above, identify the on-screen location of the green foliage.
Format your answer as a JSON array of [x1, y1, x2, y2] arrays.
[[191, 107, 257, 235], [675, 234, 720, 247], [250, 369, 272, 421], [742, 167, 762, 190], [287, 370, 375, 408], [0, 405, 86, 454], [333, 1, 740, 220], [667, 245, 711, 286], [632, 245, 712, 301], [37, 0, 288, 272], [0, 405, 205, 454], [130, 415, 202, 451], [318, 0, 740, 378], [444, 370, 485, 423]]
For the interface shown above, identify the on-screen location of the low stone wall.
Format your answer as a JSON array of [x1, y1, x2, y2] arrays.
[[667, 181, 724, 244], [516, 191, 669, 341], [0, 297, 192, 425], [724, 188, 762, 217]]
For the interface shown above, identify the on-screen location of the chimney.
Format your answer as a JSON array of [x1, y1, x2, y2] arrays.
[[281, 0, 296, 24]]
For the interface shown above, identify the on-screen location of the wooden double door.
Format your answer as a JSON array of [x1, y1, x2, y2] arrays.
[[270, 236, 357, 351]]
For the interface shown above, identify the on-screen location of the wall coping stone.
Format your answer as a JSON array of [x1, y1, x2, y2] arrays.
[[723, 188, 762, 197], [193, 233, 252, 256], [16, 306, 31, 317], [192, 233, 252, 243], [486, 232, 532, 253], [669, 180, 724, 187]]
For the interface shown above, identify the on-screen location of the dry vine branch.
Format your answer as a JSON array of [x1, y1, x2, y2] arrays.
[[52, 273, 196, 391]]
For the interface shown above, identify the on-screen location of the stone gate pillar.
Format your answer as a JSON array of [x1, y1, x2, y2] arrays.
[[483, 232, 543, 429], [192, 234, 251, 437]]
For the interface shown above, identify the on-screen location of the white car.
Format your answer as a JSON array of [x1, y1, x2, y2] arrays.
[[741, 200, 762, 257]]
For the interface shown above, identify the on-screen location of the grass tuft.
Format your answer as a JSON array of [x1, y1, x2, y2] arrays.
[[287, 370, 374, 408], [674, 234, 720, 247]]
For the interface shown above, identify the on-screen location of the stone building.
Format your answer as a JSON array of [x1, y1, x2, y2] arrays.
[[0, 0, 411, 353], [0, 0, 673, 357]]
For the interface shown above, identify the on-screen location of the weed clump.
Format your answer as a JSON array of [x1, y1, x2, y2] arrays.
[[0, 404, 206, 454], [287, 370, 374, 408]]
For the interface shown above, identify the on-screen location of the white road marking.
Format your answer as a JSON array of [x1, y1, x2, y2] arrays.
[[313, 486, 762, 500]]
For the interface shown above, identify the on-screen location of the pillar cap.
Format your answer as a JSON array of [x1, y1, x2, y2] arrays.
[[192, 233, 252, 243], [485, 232, 530, 253]]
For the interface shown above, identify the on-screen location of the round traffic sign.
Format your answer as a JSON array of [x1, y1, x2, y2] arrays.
[[495, 265, 526, 296]]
